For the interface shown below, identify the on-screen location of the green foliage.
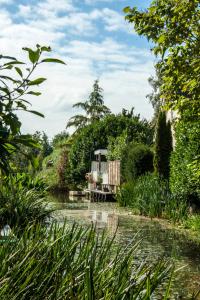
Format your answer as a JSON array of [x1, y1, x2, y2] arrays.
[[0, 222, 173, 299], [38, 147, 64, 190], [0, 45, 65, 174], [67, 113, 153, 185], [57, 149, 69, 189], [13, 173, 47, 192], [154, 111, 173, 179], [117, 174, 188, 222], [170, 120, 200, 203], [124, 1, 200, 117], [10, 131, 53, 173], [107, 130, 127, 161], [117, 174, 167, 218], [67, 80, 111, 132], [184, 215, 200, 232], [124, 0, 200, 202], [121, 143, 154, 182], [0, 180, 53, 231], [52, 131, 69, 148]]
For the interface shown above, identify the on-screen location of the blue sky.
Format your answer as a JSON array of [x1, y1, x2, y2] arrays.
[[0, 0, 154, 137]]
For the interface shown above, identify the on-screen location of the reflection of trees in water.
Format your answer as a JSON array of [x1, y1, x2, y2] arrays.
[[90, 211, 118, 233]]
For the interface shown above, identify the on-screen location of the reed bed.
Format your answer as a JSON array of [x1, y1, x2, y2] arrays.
[[117, 174, 188, 222], [0, 222, 173, 299]]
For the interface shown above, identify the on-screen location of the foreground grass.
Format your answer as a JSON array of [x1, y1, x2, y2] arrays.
[[0, 222, 173, 300]]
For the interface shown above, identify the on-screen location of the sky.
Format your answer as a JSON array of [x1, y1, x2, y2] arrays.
[[0, 0, 155, 138]]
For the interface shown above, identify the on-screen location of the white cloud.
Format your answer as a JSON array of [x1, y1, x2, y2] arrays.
[[0, 1, 154, 138], [0, 0, 13, 4]]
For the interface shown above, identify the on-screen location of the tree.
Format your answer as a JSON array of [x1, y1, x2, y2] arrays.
[[124, 0, 200, 201], [124, 1, 200, 118], [66, 80, 110, 132], [146, 66, 163, 127], [154, 111, 173, 179], [66, 113, 153, 185], [0, 45, 65, 173], [121, 143, 154, 182]]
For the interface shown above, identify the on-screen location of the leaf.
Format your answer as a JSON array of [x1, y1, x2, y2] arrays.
[[4, 61, 25, 66], [15, 67, 23, 78], [41, 46, 51, 52], [27, 110, 44, 118], [123, 6, 131, 13], [28, 78, 47, 86], [0, 75, 18, 83], [41, 58, 66, 65], [23, 47, 40, 64], [0, 55, 16, 60], [27, 91, 42, 96]]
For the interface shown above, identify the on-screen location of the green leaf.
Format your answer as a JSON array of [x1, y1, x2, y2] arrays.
[[4, 61, 25, 66], [41, 46, 51, 52], [123, 6, 131, 13], [0, 75, 18, 83], [27, 91, 42, 96], [0, 55, 16, 60], [41, 58, 66, 65], [27, 110, 44, 118], [28, 78, 47, 86], [23, 47, 40, 64], [15, 67, 23, 78]]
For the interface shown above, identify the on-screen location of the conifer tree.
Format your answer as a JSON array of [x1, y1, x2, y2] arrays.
[[154, 111, 173, 179], [67, 80, 110, 132]]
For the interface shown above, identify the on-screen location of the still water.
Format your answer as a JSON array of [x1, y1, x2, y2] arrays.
[[51, 194, 200, 299]]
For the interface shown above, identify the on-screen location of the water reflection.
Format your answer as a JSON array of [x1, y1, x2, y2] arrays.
[[51, 194, 200, 298]]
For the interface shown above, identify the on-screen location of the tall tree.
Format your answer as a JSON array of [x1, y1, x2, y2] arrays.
[[154, 111, 173, 179], [124, 0, 200, 118], [124, 0, 200, 201], [66, 80, 110, 132]]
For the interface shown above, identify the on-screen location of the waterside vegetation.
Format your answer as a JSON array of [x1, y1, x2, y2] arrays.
[[0, 0, 200, 298]]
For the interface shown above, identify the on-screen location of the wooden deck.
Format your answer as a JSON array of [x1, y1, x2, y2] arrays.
[[85, 189, 115, 201]]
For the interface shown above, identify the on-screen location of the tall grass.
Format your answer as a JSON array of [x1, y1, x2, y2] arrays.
[[117, 174, 188, 222], [0, 222, 173, 299]]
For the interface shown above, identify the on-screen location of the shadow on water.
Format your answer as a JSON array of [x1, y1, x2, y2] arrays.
[[50, 193, 200, 299]]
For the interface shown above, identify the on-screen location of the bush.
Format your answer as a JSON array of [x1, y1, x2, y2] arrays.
[[0, 181, 53, 231], [121, 143, 154, 182], [0, 222, 173, 299], [170, 120, 200, 204]]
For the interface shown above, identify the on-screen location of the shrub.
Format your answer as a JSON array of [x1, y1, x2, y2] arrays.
[[0, 222, 173, 299], [0, 182, 53, 231], [121, 143, 154, 182], [170, 120, 200, 204]]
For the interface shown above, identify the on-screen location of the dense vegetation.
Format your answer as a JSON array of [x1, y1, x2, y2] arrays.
[[124, 0, 200, 206]]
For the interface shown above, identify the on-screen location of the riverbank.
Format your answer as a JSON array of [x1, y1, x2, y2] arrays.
[[116, 208, 200, 246], [51, 194, 200, 298]]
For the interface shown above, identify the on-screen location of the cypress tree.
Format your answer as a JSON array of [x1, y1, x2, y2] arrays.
[[154, 111, 173, 179]]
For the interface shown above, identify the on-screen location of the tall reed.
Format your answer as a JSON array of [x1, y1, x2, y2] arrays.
[[0, 222, 173, 299], [117, 173, 188, 222]]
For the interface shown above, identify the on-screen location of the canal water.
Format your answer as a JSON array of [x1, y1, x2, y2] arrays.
[[51, 194, 200, 299]]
